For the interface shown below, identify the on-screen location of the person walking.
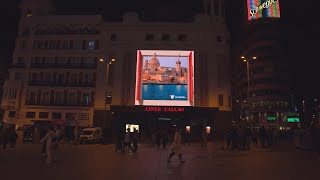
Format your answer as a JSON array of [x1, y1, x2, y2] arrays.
[[259, 125, 267, 148], [156, 130, 162, 150], [0, 128, 3, 152], [167, 128, 185, 163], [132, 128, 139, 152], [9, 128, 18, 150], [201, 129, 208, 147], [310, 122, 320, 160], [41, 127, 55, 167], [123, 128, 134, 153], [162, 129, 169, 149]]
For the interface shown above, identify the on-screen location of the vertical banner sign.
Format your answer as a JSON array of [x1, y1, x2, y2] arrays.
[[247, 0, 281, 21]]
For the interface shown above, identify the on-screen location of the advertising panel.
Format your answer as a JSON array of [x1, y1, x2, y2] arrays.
[[135, 50, 194, 106], [247, 0, 281, 21], [126, 124, 139, 132]]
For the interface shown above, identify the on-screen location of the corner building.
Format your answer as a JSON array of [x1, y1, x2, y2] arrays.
[[232, 0, 292, 128], [1, 0, 232, 140]]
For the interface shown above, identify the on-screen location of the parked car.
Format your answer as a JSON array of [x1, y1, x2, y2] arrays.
[[79, 127, 102, 144]]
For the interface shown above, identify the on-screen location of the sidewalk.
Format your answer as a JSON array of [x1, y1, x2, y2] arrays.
[[0, 142, 319, 180]]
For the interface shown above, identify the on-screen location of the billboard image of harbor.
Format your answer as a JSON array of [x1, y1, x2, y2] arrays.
[[141, 53, 188, 100]]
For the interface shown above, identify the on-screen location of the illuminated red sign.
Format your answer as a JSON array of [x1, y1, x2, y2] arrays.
[[145, 107, 185, 112]]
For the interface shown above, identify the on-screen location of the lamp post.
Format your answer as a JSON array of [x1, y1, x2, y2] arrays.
[[241, 56, 256, 101], [99, 58, 116, 127], [241, 56, 257, 123]]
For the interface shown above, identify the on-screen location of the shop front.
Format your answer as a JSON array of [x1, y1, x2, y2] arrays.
[[110, 105, 218, 142]]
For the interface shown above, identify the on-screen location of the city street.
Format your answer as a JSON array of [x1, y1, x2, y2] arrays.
[[0, 142, 319, 180]]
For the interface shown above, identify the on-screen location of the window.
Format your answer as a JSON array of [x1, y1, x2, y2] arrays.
[[228, 96, 231, 107], [178, 34, 187, 41], [218, 94, 224, 106], [17, 57, 24, 64], [54, 92, 64, 104], [39, 112, 49, 118], [42, 92, 50, 104], [162, 34, 170, 41], [9, 111, 16, 118], [88, 41, 95, 50], [52, 112, 62, 120], [217, 35, 222, 42], [14, 72, 23, 80], [145, 34, 154, 41], [214, 0, 219, 16], [82, 93, 90, 105], [110, 34, 117, 41], [26, 112, 36, 118], [21, 40, 27, 50], [68, 92, 77, 104]]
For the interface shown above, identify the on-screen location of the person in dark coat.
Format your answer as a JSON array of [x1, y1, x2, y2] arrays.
[[9, 128, 18, 149], [310, 122, 320, 160], [156, 130, 162, 150], [259, 125, 267, 148]]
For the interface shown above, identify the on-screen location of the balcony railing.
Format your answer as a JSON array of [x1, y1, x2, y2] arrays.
[[30, 63, 97, 69], [28, 81, 96, 87], [25, 101, 93, 107], [10, 63, 25, 68]]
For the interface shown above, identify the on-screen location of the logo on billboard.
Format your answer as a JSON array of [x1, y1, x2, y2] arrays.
[[250, 0, 278, 18], [170, 95, 175, 99]]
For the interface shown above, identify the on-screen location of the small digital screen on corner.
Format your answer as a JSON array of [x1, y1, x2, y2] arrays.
[[287, 117, 299, 123]]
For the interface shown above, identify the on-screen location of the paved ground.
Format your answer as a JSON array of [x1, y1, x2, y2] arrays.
[[0, 141, 319, 180]]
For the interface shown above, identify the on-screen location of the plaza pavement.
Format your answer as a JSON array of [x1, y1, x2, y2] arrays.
[[0, 141, 319, 180]]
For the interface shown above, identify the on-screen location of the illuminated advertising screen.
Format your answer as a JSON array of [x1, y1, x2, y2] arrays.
[[126, 124, 139, 132], [135, 50, 194, 106], [247, 0, 281, 21], [287, 117, 299, 123]]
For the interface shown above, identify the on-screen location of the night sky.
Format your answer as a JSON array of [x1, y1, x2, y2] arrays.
[[0, 0, 318, 97]]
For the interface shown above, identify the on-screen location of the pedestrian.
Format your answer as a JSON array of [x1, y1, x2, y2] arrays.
[[0, 128, 3, 152], [162, 129, 169, 149], [244, 125, 253, 150], [207, 134, 215, 159], [132, 128, 139, 152], [225, 130, 231, 149], [185, 129, 191, 146], [123, 128, 134, 153], [40, 126, 55, 167], [168, 128, 185, 163], [9, 128, 18, 150], [52, 126, 63, 162], [2, 127, 9, 151], [310, 122, 320, 160], [259, 125, 267, 148], [201, 129, 208, 147], [156, 130, 162, 150]]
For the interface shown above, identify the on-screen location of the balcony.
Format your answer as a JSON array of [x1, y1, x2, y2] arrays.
[[25, 101, 93, 107], [28, 81, 96, 87], [10, 63, 25, 68], [30, 63, 97, 69]]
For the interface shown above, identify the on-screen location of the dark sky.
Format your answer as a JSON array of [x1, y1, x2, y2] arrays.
[[0, 0, 318, 97]]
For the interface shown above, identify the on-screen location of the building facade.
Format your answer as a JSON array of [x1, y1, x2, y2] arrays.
[[231, 0, 292, 128], [1, 0, 232, 137]]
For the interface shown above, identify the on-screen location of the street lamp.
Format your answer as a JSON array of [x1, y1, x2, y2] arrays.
[[99, 58, 116, 125], [241, 56, 257, 123], [241, 56, 257, 100]]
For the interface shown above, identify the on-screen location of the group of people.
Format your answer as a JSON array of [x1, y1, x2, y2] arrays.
[[150, 129, 169, 149], [116, 128, 139, 154], [40, 126, 63, 166], [225, 124, 276, 151], [0, 125, 18, 152]]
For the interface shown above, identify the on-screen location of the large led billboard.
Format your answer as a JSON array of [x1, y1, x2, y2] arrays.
[[247, 0, 281, 21], [135, 50, 194, 106]]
